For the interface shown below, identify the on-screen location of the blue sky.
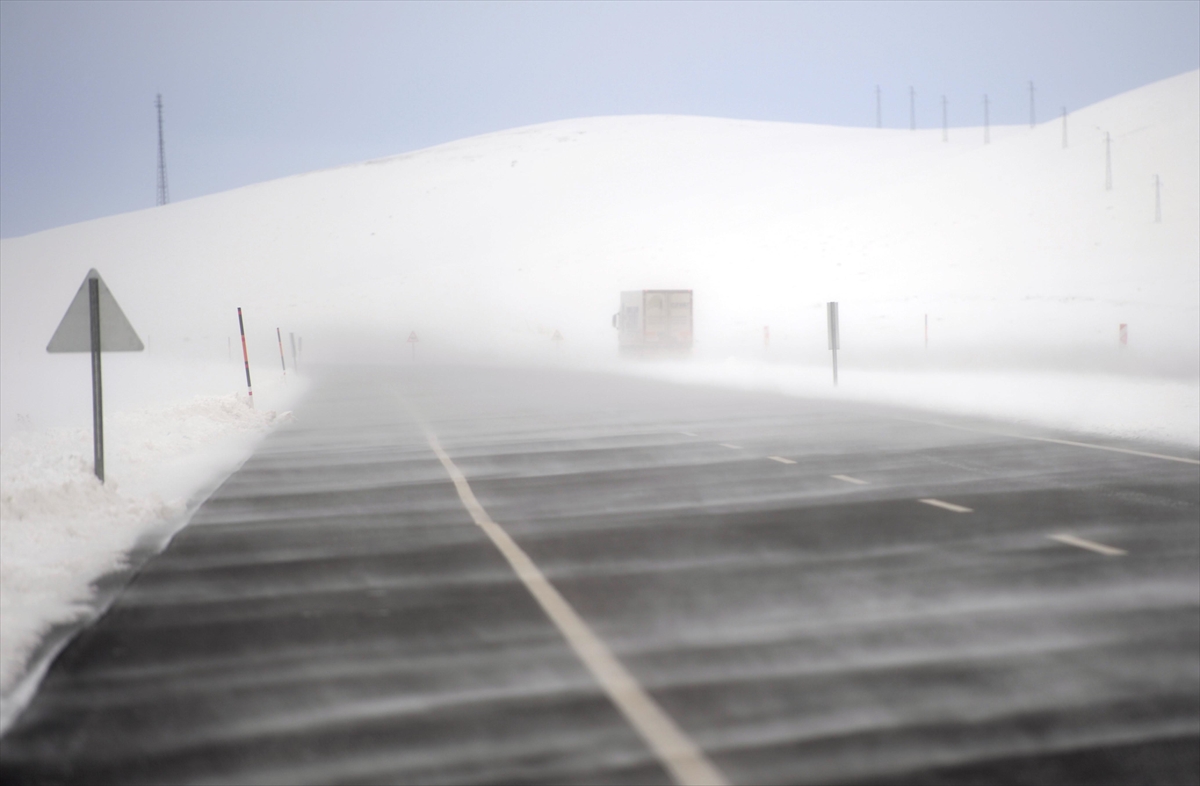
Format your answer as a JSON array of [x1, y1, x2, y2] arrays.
[[1, 0, 1197, 238]]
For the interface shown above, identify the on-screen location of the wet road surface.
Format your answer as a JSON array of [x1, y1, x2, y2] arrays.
[[2, 365, 1198, 784]]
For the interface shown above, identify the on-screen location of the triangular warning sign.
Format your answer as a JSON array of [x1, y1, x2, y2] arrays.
[[407, 332, 419, 343], [47, 269, 144, 352]]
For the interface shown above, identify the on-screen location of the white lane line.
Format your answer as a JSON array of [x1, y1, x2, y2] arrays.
[[680, 431, 699, 437], [899, 417, 1200, 466], [719, 443, 743, 450], [831, 474, 868, 485], [918, 498, 974, 513], [422, 429, 727, 786], [768, 456, 796, 464], [1048, 533, 1127, 556]]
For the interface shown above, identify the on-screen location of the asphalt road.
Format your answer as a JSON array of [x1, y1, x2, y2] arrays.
[[2, 364, 1198, 785]]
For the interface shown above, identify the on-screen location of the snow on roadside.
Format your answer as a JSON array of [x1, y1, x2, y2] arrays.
[[0, 378, 306, 731], [622, 358, 1200, 450]]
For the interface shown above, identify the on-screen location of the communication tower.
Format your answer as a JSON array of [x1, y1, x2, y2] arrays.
[[156, 94, 169, 206]]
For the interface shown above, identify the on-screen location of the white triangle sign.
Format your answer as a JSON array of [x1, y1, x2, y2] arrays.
[[47, 269, 144, 352]]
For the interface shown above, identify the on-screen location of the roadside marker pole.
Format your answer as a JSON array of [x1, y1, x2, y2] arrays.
[[238, 308, 254, 408], [276, 327, 287, 377], [827, 301, 840, 386], [290, 332, 298, 372]]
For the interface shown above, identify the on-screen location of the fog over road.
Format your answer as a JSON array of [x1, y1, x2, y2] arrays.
[[2, 365, 1197, 785]]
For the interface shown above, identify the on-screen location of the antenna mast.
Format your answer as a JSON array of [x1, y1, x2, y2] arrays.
[[156, 94, 169, 206]]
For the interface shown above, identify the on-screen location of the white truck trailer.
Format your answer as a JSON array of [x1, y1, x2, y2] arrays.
[[613, 290, 693, 356]]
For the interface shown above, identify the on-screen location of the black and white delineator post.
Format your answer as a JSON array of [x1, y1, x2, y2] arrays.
[[827, 301, 840, 386], [47, 269, 144, 483]]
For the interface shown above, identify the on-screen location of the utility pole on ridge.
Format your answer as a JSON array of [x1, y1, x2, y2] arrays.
[[983, 94, 990, 144], [1105, 132, 1113, 190]]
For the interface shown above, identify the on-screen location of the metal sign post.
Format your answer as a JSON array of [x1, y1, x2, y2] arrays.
[[47, 269, 144, 482], [827, 301, 840, 386]]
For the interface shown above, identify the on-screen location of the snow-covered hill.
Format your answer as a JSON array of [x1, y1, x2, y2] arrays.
[[3, 71, 1197, 432], [1, 69, 1197, 732]]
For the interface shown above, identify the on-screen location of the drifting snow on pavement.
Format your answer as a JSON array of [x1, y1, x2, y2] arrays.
[[0, 384, 303, 731]]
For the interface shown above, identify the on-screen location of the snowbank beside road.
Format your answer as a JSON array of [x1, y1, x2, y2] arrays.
[[0, 376, 305, 732], [625, 358, 1200, 450]]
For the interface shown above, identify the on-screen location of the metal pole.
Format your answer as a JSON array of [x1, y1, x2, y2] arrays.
[[1105, 132, 1112, 190], [156, 94, 169, 206], [238, 308, 254, 408], [984, 95, 990, 144], [827, 301, 840, 386], [89, 277, 105, 482], [276, 327, 286, 375], [290, 332, 298, 371]]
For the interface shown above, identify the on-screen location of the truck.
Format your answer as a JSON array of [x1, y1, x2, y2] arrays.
[[613, 290, 693, 356]]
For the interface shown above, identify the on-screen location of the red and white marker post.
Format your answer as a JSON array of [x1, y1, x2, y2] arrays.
[[238, 308, 254, 408], [1119, 323, 1128, 347]]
